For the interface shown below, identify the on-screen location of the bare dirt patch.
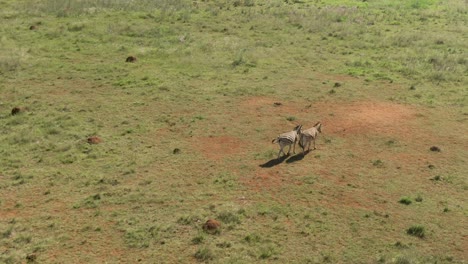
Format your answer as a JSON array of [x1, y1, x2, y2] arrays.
[[240, 97, 438, 200], [316, 101, 418, 136], [191, 136, 245, 160]]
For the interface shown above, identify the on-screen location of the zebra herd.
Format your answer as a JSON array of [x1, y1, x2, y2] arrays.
[[271, 122, 322, 159]]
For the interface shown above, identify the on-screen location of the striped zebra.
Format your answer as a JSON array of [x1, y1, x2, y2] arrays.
[[272, 125, 302, 159], [299, 122, 322, 154]]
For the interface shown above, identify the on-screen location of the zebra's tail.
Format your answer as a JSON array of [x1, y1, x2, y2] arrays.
[[272, 138, 278, 144]]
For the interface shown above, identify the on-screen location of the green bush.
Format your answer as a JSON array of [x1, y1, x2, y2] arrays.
[[407, 225, 425, 238], [399, 197, 412, 205]]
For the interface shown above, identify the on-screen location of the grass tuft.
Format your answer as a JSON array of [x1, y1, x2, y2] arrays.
[[194, 247, 214, 262], [399, 197, 412, 205], [406, 225, 425, 238], [217, 211, 241, 225]]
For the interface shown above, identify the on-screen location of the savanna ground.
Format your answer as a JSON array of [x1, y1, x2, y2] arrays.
[[0, 0, 467, 263]]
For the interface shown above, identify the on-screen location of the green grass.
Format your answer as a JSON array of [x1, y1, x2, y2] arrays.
[[399, 197, 412, 205], [0, 0, 467, 263], [407, 225, 426, 238]]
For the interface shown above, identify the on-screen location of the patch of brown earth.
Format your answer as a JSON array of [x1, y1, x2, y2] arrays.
[[191, 136, 245, 160], [87, 136, 102, 144], [241, 98, 428, 202], [317, 101, 418, 136], [203, 219, 221, 233]]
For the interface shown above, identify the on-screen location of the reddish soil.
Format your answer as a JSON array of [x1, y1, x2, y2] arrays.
[[237, 96, 459, 211], [87, 136, 102, 144], [203, 219, 221, 232], [317, 101, 418, 136], [191, 136, 245, 160]]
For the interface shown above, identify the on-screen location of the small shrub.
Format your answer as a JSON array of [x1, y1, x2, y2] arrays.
[[399, 197, 412, 205], [406, 225, 425, 238], [430, 146, 441, 152], [26, 253, 37, 263], [14, 235, 32, 244], [177, 215, 199, 225], [259, 246, 275, 259], [1, 227, 13, 238], [194, 247, 214, 261], [394, 241, 409, 248], [124, 229, 150, 248], [415, 195, 423, 202], [191, 234, 205, 245], [395, 256, 411, 264], [11, 107, 23, 115], [443, 207, 449, 213], [125, 56, 137, 62], [372, 159, 384, 167], [244, 233, 261, 244], [232, 49, 246, 67], [431, 175, 442, 181], [217, 211, 240, 224], [286, 116, 296, 121], [216, 241, 231, 248]]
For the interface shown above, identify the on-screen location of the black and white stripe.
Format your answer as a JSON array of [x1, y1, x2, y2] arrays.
[[272, 125, 302, 159], [299, 122, 322, 154]]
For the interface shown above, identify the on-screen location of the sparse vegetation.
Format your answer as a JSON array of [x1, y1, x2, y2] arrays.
[[194, 247, 214, 262], [372, 159, 384, 167], [407, 225, 426, 238], [0, 0, 466, 263], [415, 195, 423, 202], [399, 197, 412, 205]]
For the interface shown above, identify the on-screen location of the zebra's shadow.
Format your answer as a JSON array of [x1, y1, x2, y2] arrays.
[[285, 153, 305, 163], [259, 152, 307, 168], [259, 155, 288, 168]]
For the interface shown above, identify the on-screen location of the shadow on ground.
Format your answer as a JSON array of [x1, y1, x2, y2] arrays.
[[259, 155, 288, 168], [259, 151, 311, 167], [285, 153, 305, 163]]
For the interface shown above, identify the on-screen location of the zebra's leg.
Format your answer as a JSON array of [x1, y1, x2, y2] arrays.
[[286, 144, 292, 155], [313, 138, 316, 150]]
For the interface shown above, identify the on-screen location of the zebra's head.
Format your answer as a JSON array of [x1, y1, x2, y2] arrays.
[[294, 124, 303, 134], [314, 122, 322, 133]]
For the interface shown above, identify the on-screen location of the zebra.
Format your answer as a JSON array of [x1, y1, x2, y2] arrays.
[[299, 122, 322, 155], [272, 125, 302, 159]]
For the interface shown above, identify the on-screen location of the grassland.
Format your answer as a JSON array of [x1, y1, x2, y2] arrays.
[[0, 0, 467, 263]]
